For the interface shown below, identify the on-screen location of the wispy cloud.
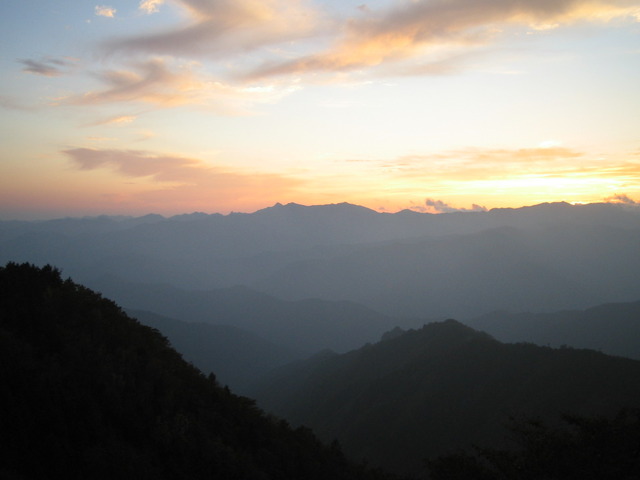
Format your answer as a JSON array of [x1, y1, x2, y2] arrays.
[[88, 115, 138, 127], [134, 129, 157, 142], [54, 0, 639, 116], [245, 0, 640, 80], [65, 147, 204, 179], [95, 5, 117, 18], [422, 198, 487, 213], [604, 193, 639, 205], [385, 146, 587, 180], [0, 95, 34, 111], [105, 0, 321, 59], [19, 57, 75, 77], [402, 198, 487, 214], [62, 147, 303, 211], [60, 58, 290, 113]]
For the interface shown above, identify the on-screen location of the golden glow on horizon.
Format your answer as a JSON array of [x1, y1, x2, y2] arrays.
[[1, 0, 639, 219]]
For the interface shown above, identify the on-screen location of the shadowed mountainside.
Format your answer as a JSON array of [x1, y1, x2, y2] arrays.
[[252, 320, 640, 476], [427, 407, 640, 480], [0, 262, 398, 480]]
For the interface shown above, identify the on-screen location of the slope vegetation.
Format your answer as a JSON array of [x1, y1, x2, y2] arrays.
[[254, 320, 640, 476], [0, 262, 395, 480]]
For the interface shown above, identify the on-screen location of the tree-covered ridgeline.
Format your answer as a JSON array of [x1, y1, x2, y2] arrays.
[[254, 319, 640, 475], [427, 408, 640, 479], [0, 262, 398, 480]]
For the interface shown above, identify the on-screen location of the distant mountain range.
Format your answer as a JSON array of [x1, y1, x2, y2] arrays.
[[91, 276, 410, 356], [464, 300, 640, 360], [251, 222, 640, 317], [252, 319, 640, 476], [2, 201, 639, 321]]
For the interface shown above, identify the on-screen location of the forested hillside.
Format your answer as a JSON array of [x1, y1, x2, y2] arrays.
[[0, 262, 396, 480], [253, 320, 640, 476], [427, 408, 640, 479]]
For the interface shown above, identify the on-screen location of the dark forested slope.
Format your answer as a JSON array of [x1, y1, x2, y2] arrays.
[[254, 320, 640, 476], [427, 408, 640, 480], [0, 262, 395, 480]]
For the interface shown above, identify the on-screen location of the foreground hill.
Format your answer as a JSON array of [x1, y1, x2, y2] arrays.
[[253, 320, 640, 476], [465, 300, 640, 360], [427, 407, 640, 479], [0, 263, 395, 480]]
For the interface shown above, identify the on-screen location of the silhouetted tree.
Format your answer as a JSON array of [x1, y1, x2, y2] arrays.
[[427, 408, 640, 480]]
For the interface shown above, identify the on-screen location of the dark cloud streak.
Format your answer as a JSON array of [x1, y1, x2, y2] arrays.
[[19, 58, 73, 77]]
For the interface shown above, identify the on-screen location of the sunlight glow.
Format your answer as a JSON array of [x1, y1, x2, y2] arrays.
[[1, 0, 639, 218]]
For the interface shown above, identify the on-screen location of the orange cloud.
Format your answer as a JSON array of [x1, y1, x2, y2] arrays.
[[604, 193, 639, 205], [62, 147, 304, 213], [88, 115, 138, 127], [66, 58, 210, 107], [61, 58, 295, 113]]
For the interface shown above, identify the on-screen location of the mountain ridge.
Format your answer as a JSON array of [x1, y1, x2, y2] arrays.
[[87, 274, 411, 355], [465, 299, 640, 359], [253, 319, 640, 475], [2, 200, 639, 320]]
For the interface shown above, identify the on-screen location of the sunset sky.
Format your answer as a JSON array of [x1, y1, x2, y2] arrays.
[[1, 0, 639, 219]]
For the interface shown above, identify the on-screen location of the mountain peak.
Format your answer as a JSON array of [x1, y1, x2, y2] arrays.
[[254, 201, 378, 218]]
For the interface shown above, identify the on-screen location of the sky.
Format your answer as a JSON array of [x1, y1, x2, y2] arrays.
[[1, 0, 639, 219]]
